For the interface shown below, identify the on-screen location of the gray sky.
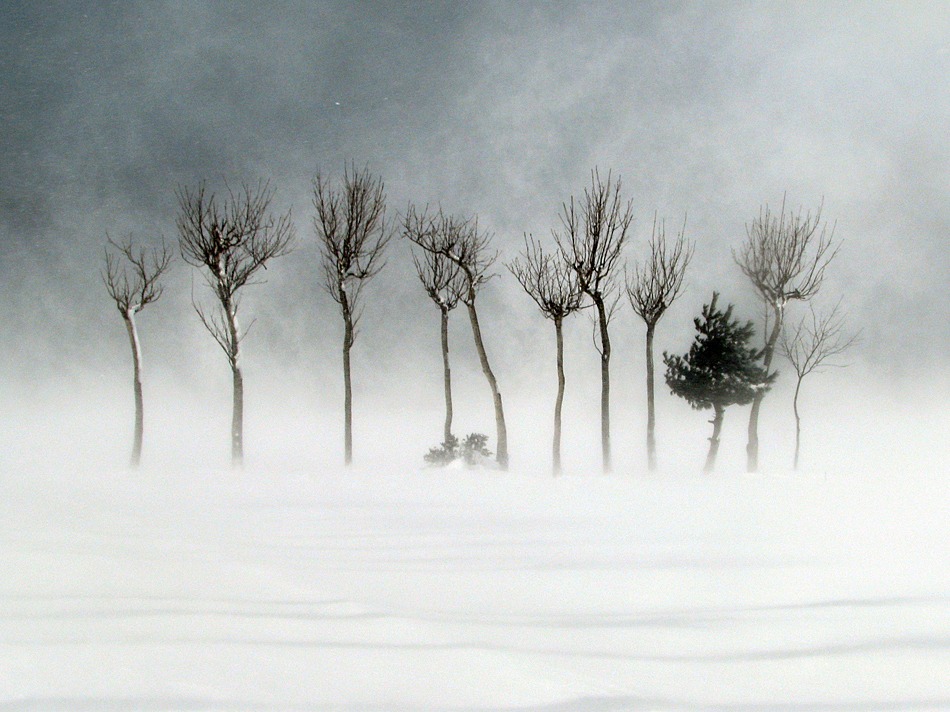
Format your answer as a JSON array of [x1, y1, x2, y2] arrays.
[[1, 1, 948, 416]]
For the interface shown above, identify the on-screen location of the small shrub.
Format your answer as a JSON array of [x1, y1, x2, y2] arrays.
[[424, 433, 492, 468], [460, 433, 491, 465], [424, 434, 459, 466]]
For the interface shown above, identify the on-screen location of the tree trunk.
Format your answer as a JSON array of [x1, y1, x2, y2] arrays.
[[704, 404, 725, 473], [441, 307, 453, 444], [231, 364, 244, 467], [466, 301, 508, 469], [645, 321, 657, 472], [335, 283, 356, 467], [343, 309, 354, 467], [746, 302, 783, 472], [224, 298, 243, 468], [553, 316, 565, 477], [792, 375, 803, 471], [123, 310, 143, 468], [594, 296, 611, 473]]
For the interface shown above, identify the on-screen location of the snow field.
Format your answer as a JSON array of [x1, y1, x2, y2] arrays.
[[1, 465, 947, 711]]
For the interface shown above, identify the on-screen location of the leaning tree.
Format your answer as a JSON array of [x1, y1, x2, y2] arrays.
[[555, 169, 633, 473], [404, 206, 465, 444], [312, 166, 392, 467], [735, 197, 837, 472], [508, 235, 583, 476], [177, 180, 295, 468], [102, 235, 172, 467], [626, 215, 693, 472], [664, 293, 776, 473], [780, 301, 857, 470], [406, 207, 508, 469]]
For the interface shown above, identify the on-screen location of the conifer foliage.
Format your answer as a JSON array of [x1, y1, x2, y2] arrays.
[[664, 293, 776, 472]]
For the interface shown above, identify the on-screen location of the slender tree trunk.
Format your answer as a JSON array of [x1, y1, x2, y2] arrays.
[[123, 310, 143, 468], [594, 296, 611, 473], [553, 316, 565, 477], [343, 310, 354, 467], [704, 404, 725, 473], [335, 284, 356, 467], [645, 321, 657, 472], [441, 307, 453, 444], [747, 302, 783, 472], [224, 298, 243, 468], [466, 301, 508, 469], [792, 376, 802, 471], [231, 364, 244, 467]]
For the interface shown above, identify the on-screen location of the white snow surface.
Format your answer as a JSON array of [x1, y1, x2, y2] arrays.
[[1, 465, 947, 711]]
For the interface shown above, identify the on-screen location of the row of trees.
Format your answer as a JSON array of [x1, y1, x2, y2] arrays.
[[102, 167, 853, 473]]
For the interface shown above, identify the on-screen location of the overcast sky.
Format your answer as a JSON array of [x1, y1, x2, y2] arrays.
[[1, 1, 948, 417]]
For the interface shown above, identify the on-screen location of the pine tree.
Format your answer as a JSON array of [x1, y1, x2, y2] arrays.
[[664, 293, 776, 472]]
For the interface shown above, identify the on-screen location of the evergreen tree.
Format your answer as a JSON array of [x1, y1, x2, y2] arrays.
[[664, 293, 776, 472]]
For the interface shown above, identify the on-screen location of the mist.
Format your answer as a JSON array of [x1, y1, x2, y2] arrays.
[[1, 2, 947, 474]]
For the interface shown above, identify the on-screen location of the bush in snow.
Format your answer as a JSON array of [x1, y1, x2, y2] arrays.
[[425, 434, 459, 466], [460, 433, 491, 465], [424, 433, 492, 468]]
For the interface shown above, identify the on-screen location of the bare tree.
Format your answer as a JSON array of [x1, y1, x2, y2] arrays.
[[177, 180, 295, 468], [404, 207, 465, 444], [780, 301, 857, 470], [313, 166, 392, 466], [406, 207, 508, 469], [735, 197, 838, 472], [508, 236, 583, 475], [102, 235, 172, 467], [626, 215, 693, 472], [555, 169, 633, 473]]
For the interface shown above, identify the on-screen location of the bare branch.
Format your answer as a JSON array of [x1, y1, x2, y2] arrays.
[[313, 164, 392, 329], [734, 196, 839, 308], [404, 204, 466, 313], [507, 234, 583, 321], [192, 299, 234, 362], [102, 233, 173, 315], [177, 179, 295, 355], [553, 168, 633, 303], [626, 213, 693, 327], [177, 179, 296, 303], [404, 204, 496, 305], [780, 299, 859, 379]]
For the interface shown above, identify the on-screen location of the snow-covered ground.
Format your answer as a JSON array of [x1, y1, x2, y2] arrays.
[[1, 464, 947, 711]]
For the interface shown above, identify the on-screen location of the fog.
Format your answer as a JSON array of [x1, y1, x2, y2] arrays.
[[1, 1, 948, 475]]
